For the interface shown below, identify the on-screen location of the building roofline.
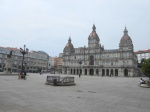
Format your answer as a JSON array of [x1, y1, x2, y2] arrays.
[[134, 49, 150, 54]]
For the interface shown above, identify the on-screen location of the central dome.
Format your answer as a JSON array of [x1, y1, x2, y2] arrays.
[[88, 24, 99, 41], [119, 27, 133, 50], [120, 27, 132, 44], [63, 37, 75, 53]]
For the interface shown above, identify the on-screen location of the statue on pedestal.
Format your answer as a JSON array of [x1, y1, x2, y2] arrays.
[[7, 50, 13, 58]]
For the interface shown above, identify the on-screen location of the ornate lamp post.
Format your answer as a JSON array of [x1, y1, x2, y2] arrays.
[[78, 60, 82, 77], [20, 45, 29, 74]]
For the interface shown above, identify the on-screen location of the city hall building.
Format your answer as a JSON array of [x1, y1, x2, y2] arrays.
[[62, 25, 138, 77]]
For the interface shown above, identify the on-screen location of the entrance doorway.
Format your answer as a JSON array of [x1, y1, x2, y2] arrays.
[[89, 56, 94, 65], [106, 69, 109, 76], [124, 69, 128, 77], [90, 69, 94, 75], [115, 69, 118, 76], [102, 69, 105, 76], [85, 69, 87, 75], [96, 69, 99, 75], [111, 69, 113, 76]]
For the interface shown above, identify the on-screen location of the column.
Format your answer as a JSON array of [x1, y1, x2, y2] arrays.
[[87, 69, 89, 75], [99, 69, 102, 76], [94, 69, 96, 76], [82, 69, 85, 75], [62, 68, 65, 74], [118, 68, 123, 77], [67, 68, 70, 74]]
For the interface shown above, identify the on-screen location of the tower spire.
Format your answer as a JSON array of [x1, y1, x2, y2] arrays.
[[124, 26, 128, 35], [68, 36, 71, 43], [92, 24, 96, 31]]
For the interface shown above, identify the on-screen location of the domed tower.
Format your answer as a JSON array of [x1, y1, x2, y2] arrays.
[[119, 27, 133, 50], [88, 24, 101, 48], [63, 37, 75, 54]]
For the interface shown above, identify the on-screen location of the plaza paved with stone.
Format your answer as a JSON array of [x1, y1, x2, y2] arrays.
[[0, 73, 150, 112]]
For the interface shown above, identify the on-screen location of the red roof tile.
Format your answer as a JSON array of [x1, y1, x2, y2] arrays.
[[134, 49, 150, 54]]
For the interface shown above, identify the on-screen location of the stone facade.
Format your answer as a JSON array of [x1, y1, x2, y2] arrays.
[[62, 25, 138, 77], [0, 47, 49, 73]]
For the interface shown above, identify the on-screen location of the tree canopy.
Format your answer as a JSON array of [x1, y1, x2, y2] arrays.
[[141, 58, 150, 78]]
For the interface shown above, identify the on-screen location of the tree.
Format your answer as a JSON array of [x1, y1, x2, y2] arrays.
[[138, 58, 145, 68], [141, 58, 150, 79]]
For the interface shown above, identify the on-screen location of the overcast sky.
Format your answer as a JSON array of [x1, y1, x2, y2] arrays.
[[0, 0, 150, 56]]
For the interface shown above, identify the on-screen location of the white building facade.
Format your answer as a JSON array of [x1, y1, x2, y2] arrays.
[[134, 50, 150, 63], [62, 25, 138, 77]]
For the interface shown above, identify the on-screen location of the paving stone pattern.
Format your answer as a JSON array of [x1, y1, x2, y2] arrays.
[[0, 73, 150, 112]]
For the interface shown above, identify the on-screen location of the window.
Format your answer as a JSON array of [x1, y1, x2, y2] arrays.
[[89, 55, 94, 65]]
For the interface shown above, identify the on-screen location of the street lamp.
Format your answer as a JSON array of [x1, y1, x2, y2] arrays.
[[20, 45, 29, 74], [78, 60, 82, 77]]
